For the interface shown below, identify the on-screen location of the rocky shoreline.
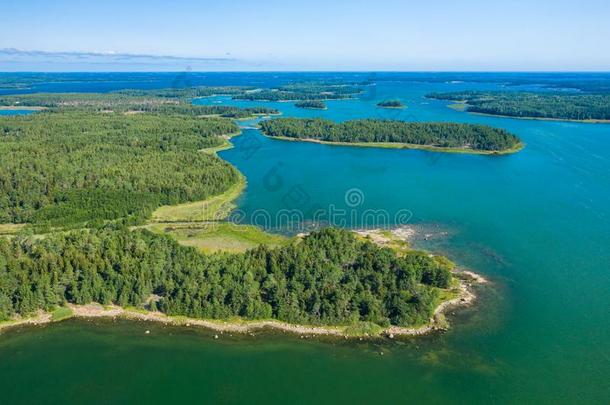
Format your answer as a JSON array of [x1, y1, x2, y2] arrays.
[[0, 270, 486, 339], [1, 226, 487, 339]]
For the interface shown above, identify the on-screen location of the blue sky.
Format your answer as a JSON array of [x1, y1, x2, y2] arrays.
[[1, 0, 610, 71]]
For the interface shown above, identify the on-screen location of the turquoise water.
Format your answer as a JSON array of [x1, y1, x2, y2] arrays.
[[216, 81, 610, 402], [1, 77, 609, 403], [0, 109, 36, 115]]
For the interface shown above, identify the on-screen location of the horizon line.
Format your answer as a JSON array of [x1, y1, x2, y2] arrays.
[[2, 70, 610, 73]]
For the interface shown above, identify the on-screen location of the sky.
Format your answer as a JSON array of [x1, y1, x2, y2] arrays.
[[1, 0, 610, 71]]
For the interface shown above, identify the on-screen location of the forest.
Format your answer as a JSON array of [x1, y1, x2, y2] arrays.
[[0, 91, 279, 118], [0, 226, 452, 328], [0, 82, 361, 108], [122, 104, 279, 119], [0, 111, 240, 227], [259, 118, 521, 152], [115, 86, 248, 100], [427, 91, 610, 121]]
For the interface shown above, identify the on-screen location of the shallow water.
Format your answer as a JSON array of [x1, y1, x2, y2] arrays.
[[1, 74, 609, 404]]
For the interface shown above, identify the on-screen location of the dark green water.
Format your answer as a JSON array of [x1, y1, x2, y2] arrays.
[[1, 78, 609, 404]]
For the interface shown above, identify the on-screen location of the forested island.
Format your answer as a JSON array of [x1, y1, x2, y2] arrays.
[[295, 100, 327, 109], [0, 86, 475, 337], [427, 91, 610, 121], [377, 100, 405, 108], [259, 118, 522, 154]]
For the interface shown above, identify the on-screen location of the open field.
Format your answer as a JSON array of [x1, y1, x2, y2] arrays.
[[145, 222, 289, 253], [151, 175, 246, 223], [0, 223, 26, 235]]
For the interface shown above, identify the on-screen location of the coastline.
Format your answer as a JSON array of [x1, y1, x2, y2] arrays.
[[150, 130, 245, 223], [263, 134, 524, 155], [0, 270, 484, 339], [232, 112, 283, 121], [0, 106, 46, 111], [1, 225, 488, 339], [470, 111, 610, 124]]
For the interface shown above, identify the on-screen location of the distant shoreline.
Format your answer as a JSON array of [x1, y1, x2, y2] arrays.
[[470, 111, 610, 124], [447, 103, 610, 124]]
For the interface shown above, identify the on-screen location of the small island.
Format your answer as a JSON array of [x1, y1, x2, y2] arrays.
[[377, 100, 405, 109], [259, 118, 523, 154], [295, 100, 327, 110], [427, 91, 610, 122]]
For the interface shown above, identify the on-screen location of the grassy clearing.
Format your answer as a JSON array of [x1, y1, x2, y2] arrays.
[[436, 284, 461, 304], [147, 222, 289, 254], [354, 229, 411, 255], [151, 175, 246, 223], [343, 322, 385, 337], [433, 278, 462, 330], [447, 102, 468, 111], [51, 307, 73, 322], [124, 306, 150, 315], [200, 137, 233, 154], [378, 231, 410, 254], [0, 319, 18, 331], [0, 223, 26, 235]]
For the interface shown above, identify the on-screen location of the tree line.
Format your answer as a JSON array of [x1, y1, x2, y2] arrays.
[[0, 227, 452, 328], [0, 92, 278, 118], [234, 82, 362, 101]]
